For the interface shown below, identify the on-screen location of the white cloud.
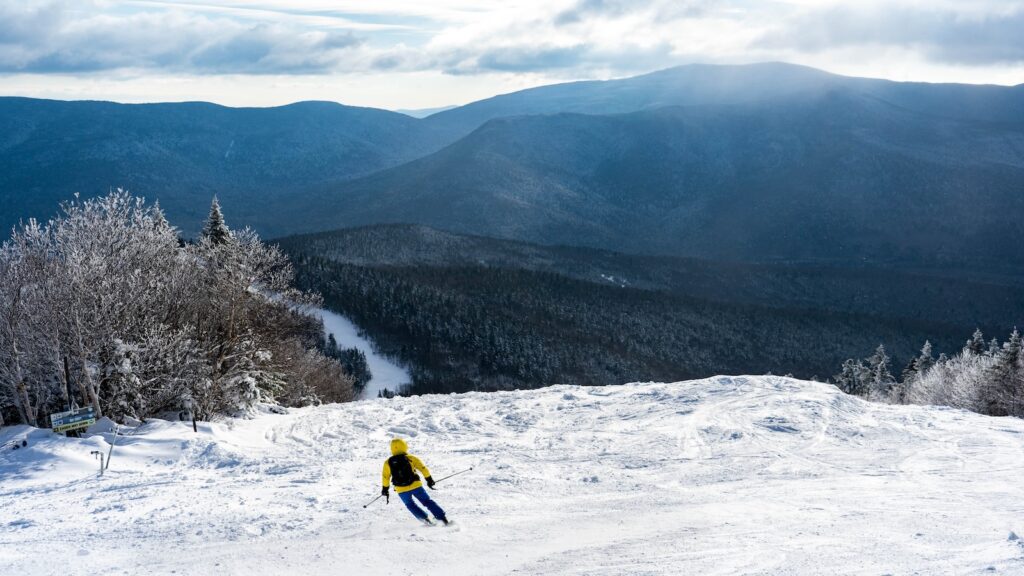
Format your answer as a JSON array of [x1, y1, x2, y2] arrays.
[[0, 0, 1021, 107], [0, 1, 366, 73]]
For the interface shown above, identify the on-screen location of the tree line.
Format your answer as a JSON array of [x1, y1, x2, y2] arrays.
[[0, 191, 355, 428], [834, 328, 1024, 417], [289, 254, 964, 396]]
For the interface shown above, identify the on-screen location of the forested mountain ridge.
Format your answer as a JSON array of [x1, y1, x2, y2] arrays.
[[3, 63, 1024, 272], [424, 62, 1024, 133], [276, 224, 1024, 331], [307, 92, 1024, 270], [0, 97, 451, 237], [279, 224, 1018, 395], [290, 255, 968, 395]]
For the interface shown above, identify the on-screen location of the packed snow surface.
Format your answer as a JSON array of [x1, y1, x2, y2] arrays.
[[2, 376, 1024, 575], [312, 305, 411, 399]]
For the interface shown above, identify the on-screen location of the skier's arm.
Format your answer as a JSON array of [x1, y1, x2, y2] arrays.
[[408, 454, 431, 478], [382, 460, 392, 488]]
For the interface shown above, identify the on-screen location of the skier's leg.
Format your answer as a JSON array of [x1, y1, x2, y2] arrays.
[[412, 487, 446, 521], [398, 490, 429, 520]]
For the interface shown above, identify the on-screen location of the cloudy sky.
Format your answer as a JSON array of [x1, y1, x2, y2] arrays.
[[1, 0, 1022, 109]]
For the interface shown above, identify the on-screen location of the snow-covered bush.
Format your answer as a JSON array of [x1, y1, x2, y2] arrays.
[[836, 329, 1024, 418], [905, 348, 993, 412], [0, 191, 354, 425]]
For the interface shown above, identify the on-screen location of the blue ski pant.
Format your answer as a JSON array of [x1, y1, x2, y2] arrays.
[[398, 486, 446, 521]]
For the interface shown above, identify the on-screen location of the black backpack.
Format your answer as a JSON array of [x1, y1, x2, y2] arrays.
[[388, 454, 419, 487]]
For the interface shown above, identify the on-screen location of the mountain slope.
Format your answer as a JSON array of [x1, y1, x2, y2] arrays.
[[3, 377, 1023, 574], [3, 63, 1023, 248], [312, 91, 1024, 270], [425, 62, 1024, 134], [291, 253, 973, 394], [0, 98, 448, 236], [277, 224, 1024, 329]]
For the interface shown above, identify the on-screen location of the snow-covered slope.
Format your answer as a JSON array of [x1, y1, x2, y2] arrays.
[[2, 376, 1023, 575], [312, 305, 411, 399]]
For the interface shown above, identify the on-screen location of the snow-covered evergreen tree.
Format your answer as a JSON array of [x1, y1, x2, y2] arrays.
[[914, 341, 935, 373], [151, 200, 170, 230], [848, 328, 1024, 417], [866, 344, 895, 400], [988, 338, 1001, 356], [202, 196, 232, 245], [964, 329, 986, 356], [984, 329, 1022, 416], [833, 358, 870, 396]]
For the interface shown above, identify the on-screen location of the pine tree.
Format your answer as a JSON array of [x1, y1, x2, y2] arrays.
[[202, 197, 231, 245], [900, 358, 918, 386], [914, 341, 935, 374], [999, 329, 1021, 371], [964, 329, 985, 356], [985, 328, 1022, 415], [151, 200, 169, 230], [891, 342, 934, 405], [867, 344, 894, 398], [834, 358, 869, 396], [988, 338, 1001, 356]]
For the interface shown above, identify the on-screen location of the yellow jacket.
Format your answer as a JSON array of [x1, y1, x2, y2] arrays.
[[382, 438, 432, 494]]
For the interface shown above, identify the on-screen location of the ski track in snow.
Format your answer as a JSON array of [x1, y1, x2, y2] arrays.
[[2, 376, 1024, 575], [311, 306, 411, 399]]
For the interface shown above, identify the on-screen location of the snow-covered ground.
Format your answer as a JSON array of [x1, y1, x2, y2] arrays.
[[311, 305, 411, 399], [2, 376, 1024, 575]]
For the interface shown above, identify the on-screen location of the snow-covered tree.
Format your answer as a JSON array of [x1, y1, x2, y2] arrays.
[[849, 329, 1024, 418], [202, 196, 232, 245], [907, 349, 994, 411], [914, 341, 935, 373], [833, 358, 870, 396], [0, 190, 353, 425], [964, 329, 986, 356], [151, 200, 170, 231], [983, 329, 1023, 416], [988, 338, 1001, 356], [866, 344, 895, 400]]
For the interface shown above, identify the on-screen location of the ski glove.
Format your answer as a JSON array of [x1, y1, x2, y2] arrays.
[[381, 486, 389, 503], [426, 476, 436, 489]]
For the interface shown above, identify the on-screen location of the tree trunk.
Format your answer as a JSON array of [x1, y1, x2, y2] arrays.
[[8, 379, 27, 425], [62, 356, 76, 409], [10, 332, 37, 426], [74, 315, 103, 418], [16, 381, 37, 427]]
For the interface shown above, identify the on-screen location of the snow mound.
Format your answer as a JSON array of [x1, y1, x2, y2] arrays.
[[2, 376, 1023, 575]]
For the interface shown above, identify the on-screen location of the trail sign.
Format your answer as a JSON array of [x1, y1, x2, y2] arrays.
[[51, 407, 96, 434]]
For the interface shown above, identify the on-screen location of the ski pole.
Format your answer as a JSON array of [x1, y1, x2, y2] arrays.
[[362, 494, 385, 508], [433, 467, 473, 484]]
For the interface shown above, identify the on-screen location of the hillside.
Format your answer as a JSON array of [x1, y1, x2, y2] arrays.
[[0, 98, 450, 236], [277, 224, 1024, 329], [424, 62, 1024, 134], [312, 91, 1024, 270], [2, 377, 1022, 575], [289, 254, 970, 394], [4, 62, 1024, 265]]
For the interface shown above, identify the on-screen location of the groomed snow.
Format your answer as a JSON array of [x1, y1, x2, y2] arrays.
[[311, 305, 411, 399], [2, 376, 1023, 575]]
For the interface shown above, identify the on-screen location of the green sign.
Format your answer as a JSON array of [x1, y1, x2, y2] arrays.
[[51, 407, 96, 434]]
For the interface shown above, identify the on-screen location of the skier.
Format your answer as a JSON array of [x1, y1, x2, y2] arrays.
[[381, 437, 449, 526]]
